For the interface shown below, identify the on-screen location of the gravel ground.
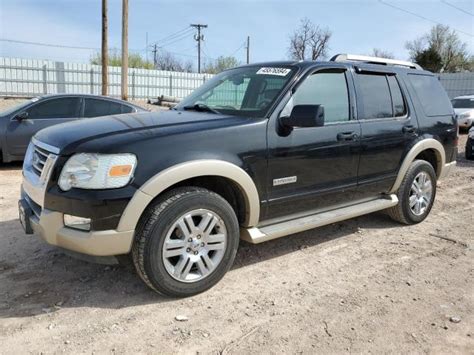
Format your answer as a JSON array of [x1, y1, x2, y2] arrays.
[[0, 98, 473, 354]]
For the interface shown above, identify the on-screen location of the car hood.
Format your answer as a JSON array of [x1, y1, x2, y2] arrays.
[[35, 110, 248, 153]]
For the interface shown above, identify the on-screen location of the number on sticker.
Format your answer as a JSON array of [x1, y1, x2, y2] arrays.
[[256, 67, 291, 76]]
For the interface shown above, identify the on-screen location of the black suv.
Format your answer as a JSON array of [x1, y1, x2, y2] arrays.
[[19, 54, 457, 297]]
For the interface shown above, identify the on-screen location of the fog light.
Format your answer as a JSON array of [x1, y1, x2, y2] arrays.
[[64, 215, 91, 231]]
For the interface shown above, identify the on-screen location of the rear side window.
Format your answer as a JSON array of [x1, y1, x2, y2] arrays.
[[357, 74, 393, 119], [27, 98, 80, 119], [408, 74, 452, 116], [84, 99, 123, 118], [387, 76, 406, 117]]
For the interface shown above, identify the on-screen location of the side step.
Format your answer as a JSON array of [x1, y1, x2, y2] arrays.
[[241, 195, 398, 244]]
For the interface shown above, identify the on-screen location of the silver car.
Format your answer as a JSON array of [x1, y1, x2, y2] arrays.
[[452, 95, 474, 130]]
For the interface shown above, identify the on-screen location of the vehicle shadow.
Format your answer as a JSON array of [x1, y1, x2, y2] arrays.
[[0, 212, 399, 319], [0, 161, 22, 171]]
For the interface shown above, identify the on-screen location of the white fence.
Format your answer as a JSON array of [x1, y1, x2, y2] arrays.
[[0, 57, 214, 100], [1, 57, 472, 100]]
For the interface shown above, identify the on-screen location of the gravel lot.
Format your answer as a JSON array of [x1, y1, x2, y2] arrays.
[[0, 98, 473, 354]]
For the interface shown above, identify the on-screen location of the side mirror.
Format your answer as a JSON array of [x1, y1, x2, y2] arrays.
[[280, 105, 325, 128], [14, 111, 29, 121]]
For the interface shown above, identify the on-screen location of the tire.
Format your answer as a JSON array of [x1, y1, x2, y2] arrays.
[[387, 160, 437, 225], [132, 187, 240, 297], [466, 138, 474, 160]]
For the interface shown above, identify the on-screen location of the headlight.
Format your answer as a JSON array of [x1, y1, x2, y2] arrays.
[[459, 112, 473, 119], [58, 153, 137, 191]]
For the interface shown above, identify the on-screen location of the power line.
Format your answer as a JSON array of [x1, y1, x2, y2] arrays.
[[0, 37, 146, 52], [378, 0, 474, 37], [228, 41, 246, 58], [149, 27, 193, 47], [0, 38, 99, 50], [440, 0, 474, 17]]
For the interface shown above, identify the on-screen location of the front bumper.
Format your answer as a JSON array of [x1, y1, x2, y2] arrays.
[[22, 189, 134, 256]]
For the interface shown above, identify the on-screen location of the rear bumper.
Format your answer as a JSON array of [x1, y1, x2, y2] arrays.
[[457, 117, 473, 128], [22, 188, 134, 256], [439, 161, 456, 179]]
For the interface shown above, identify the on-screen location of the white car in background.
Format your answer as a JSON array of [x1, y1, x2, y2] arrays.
[[452, 95, 474, 130]]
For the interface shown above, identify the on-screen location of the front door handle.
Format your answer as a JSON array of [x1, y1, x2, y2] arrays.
[[402, 125, 417, 134], [337, 131, 358, 141]]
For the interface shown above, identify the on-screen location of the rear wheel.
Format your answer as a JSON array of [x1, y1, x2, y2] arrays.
[[387, 160, 436, 225], [132, 187, 240, 297]]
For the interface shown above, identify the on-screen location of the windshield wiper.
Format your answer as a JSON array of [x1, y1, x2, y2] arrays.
[[182, 103, 220, 114]]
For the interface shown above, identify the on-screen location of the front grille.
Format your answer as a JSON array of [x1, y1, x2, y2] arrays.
[[31, 145, 50, 177]]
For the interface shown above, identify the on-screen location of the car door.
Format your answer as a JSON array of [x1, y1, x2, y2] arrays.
[[352, 67, 416, 196], [82, 98, 124, 118], [265, 66, 362, 221], [6, 97, 81, 157]]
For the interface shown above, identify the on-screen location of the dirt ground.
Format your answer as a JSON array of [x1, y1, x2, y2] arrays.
[[0, 98, 473, 354]]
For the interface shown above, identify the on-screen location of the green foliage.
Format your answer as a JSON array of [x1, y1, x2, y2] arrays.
[[203, 56, 240, 74], [91, 50, 154, 69], [406, 25, 473, 73], [414, 46, 443, 73]]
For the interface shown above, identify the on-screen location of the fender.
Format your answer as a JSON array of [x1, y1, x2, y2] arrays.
[[389, 138, 445, 194], [117, 159, 260, 233]]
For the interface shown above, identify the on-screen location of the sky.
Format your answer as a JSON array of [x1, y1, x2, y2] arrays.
[[0, 0, 473, 69]]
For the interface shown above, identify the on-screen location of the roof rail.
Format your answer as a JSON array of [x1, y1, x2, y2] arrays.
[[330, 53, 422, 70]]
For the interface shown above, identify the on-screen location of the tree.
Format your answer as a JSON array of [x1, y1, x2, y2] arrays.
[[91, 50, 154, 69], [288, 18, 331, 61], [154, 51, 193, 72], [371, 48, 395, 59], [203, 56, 240, 74], [406, 24, 473, 72], [414, 46, 443, 73]]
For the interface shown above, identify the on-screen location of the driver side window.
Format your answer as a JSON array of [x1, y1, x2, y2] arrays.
[[284, 70, 350, 123]]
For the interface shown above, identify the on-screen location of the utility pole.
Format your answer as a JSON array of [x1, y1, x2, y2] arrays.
[[101, 0, 108, 95], [246, 36, 250, 64], [152, 44, 158, 68], [190, 23, 207, 73], [121, 0, 128, 100]]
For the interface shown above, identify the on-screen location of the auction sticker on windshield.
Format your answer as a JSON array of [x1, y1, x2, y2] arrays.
[[256, 67, 291, 76]]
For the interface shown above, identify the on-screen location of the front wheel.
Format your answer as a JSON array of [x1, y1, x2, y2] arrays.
[[132, 187, 240, 297], [387, 160, 437, 225]]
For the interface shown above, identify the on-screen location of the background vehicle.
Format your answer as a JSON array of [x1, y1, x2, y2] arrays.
[[19, 54, 457, 297], [0, 94, 147, 162], [452, 95, 474, 130], [466, 127, 474, 160]]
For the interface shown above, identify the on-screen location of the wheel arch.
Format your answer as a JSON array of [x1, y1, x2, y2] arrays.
[[117, 160, 260, 233], [389, 138, 445, 194]]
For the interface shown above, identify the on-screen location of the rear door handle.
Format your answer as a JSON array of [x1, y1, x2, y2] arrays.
[[337, 131, 358, 141], [402, 125, 417, 134]]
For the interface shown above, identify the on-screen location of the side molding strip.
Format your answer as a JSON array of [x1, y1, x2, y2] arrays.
[[240, 195, 399, 244], [117, 160, 260, 233]]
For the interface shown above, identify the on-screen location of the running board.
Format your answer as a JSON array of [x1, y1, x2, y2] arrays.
[[240, 195, 399, 244]]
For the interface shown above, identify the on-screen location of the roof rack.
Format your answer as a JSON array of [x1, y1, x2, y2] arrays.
[[330, 53, 422, 70]]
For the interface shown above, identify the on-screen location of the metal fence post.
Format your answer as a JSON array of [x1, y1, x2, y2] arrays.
[[90, 68, 94, 94], [169, 74, 173, 96], [42, 65, 47, 94]]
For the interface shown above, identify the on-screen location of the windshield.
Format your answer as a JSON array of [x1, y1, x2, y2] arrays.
[[452, 98, 474, 109], [0, 97, 39, 116], [176, 66, 297, 117]]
